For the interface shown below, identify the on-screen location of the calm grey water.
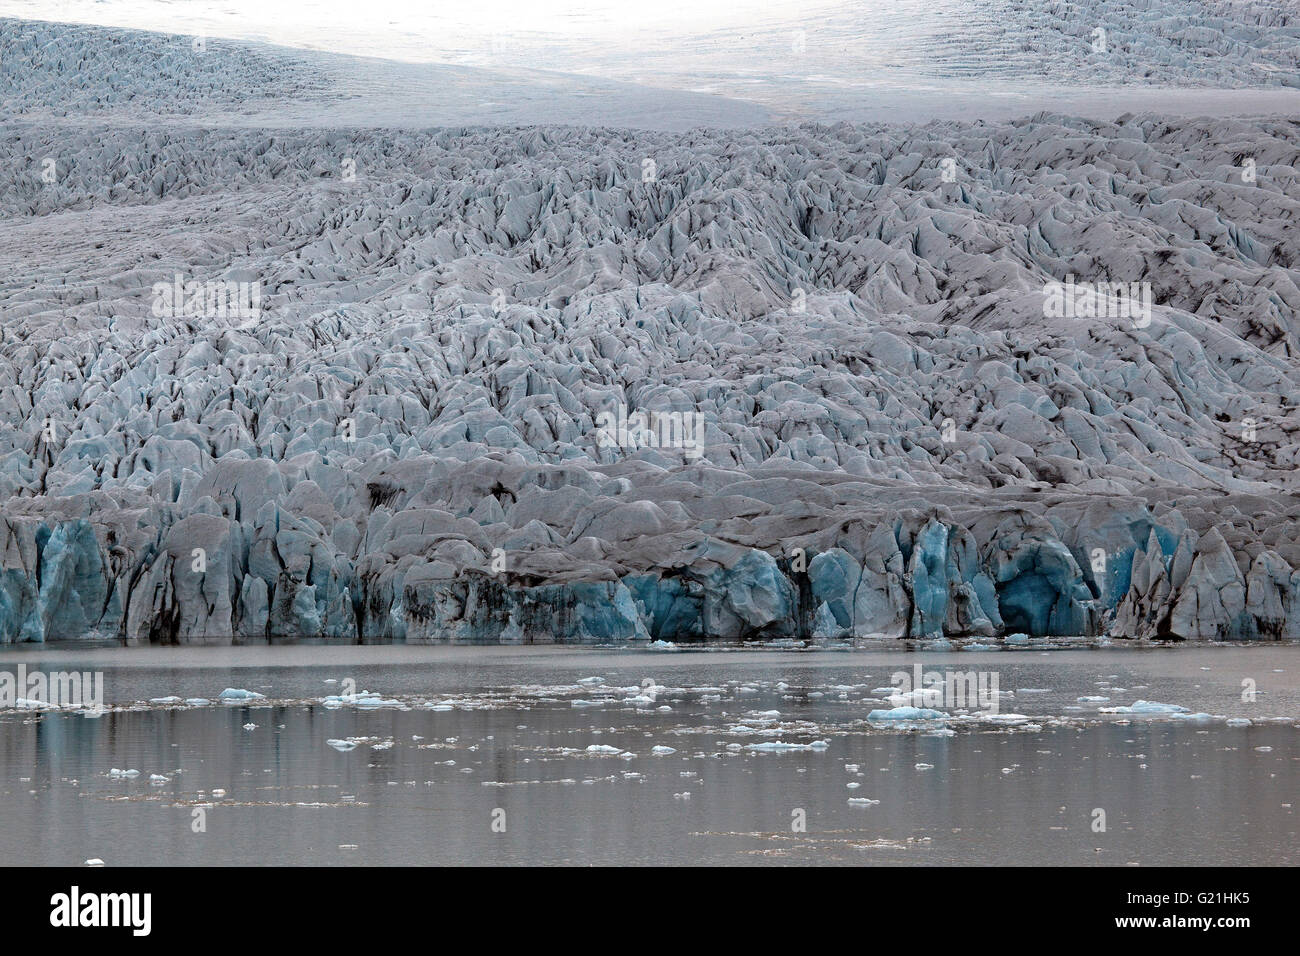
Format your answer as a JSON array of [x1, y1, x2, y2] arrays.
[[1, 644, 1296, 866]]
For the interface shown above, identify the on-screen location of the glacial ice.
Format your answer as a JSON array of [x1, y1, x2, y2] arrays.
[[867, 707, 948, 721], [1099, 700, 1188, 714], [218, 688, 264, 701], [2, 18, 1299, 646]]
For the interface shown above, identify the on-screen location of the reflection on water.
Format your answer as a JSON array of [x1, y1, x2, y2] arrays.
[[1, 645, 1297, 865]]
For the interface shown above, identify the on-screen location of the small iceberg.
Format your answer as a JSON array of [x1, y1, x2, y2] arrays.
[[218, 688, 265, 701], [326, 739, 358, 752], [868, 706, 946, 721], [745, 740, 829, 752], [1099, 700, 1187, 715]]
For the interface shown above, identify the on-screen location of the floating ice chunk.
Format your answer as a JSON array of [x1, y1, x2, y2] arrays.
[[218, 688, 265, 701], [326, 739, 358, 752], [651, 746, 677, 755], [914, 763, 934, 770], [586, 744, 623, 754], [108, 768, 140, 779], [150, 696, 182, 704], [745, 740, 828, 752], [1226, 718, 1253, 727], [85, 859, 104, 867], [1099, 700, 1188, 714], [185, 698, 210, 707], [576, 677, 606, 686], [867, 706, 946, 721], [1077, 696, 1110, 703], [847, 797, 879, 806], [149, 774, 168, 785], [354, 695, 403, 709]]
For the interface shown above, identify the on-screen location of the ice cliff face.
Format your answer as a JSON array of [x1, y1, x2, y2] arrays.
[[2, 23, 1299, 644]]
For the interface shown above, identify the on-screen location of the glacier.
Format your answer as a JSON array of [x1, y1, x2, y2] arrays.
[[1, 17, 1299, 646]]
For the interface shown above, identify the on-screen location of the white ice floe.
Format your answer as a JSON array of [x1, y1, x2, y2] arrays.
[[1099, 701, 1188, 714], [868, 707, 947, 721], [745, 740, 829, 752], [218, 689, 265, 702]]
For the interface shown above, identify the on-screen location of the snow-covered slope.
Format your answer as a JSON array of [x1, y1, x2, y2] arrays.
[[2, 17, 1299, 644], [0, 18, 773, 129]]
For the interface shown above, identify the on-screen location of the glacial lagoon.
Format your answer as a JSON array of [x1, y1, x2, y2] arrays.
[[2, 643, 1295, 866]]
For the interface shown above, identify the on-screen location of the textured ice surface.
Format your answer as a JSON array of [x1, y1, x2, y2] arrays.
[[2, 18, 1299, 645]]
